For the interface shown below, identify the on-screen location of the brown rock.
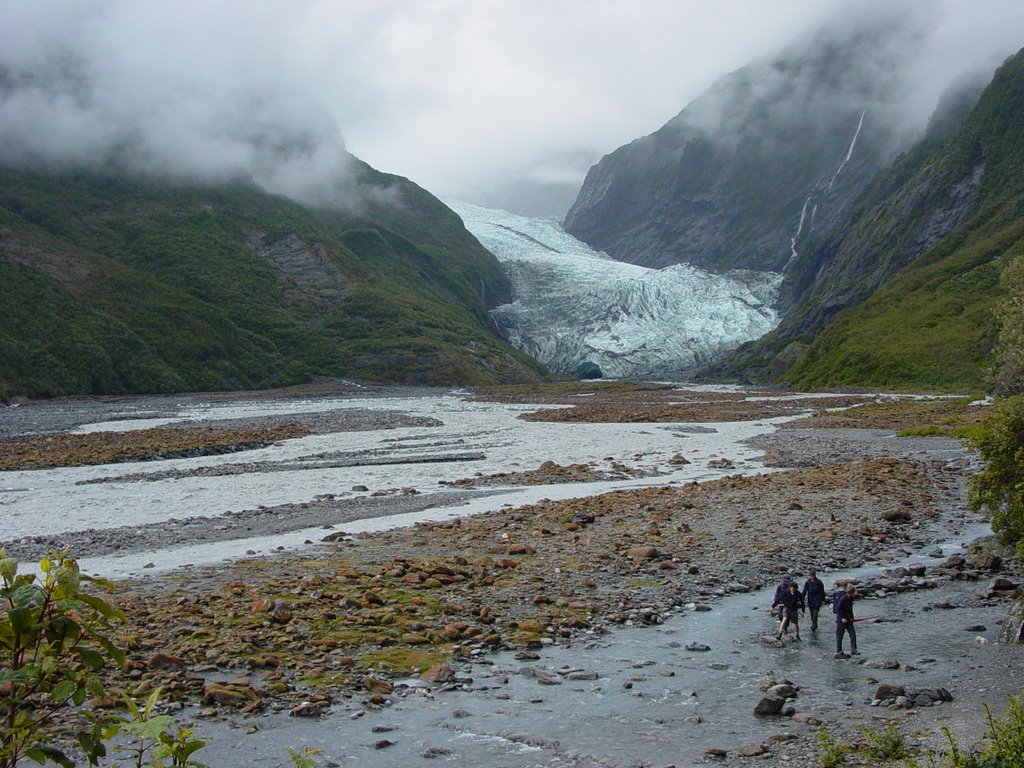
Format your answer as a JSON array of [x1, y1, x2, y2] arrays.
[[147, 652, 187, 671], [252, 598, 275, 613], [627, 546, 660, 562], [202, 682, 259, 707], [875, 684, 906, 700], [443, 622, 469, 640], [289, 700, 327, 717], [364, 676, 394, 694], [420, 664, 456, 683], [736, 744, 769, 756], [270, 604, 293, 624]]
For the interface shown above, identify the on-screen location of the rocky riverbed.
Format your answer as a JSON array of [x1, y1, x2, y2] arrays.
[[2, 383, 1021, 766]]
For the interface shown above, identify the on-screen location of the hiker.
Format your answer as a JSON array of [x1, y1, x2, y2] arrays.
[[802, 570, 827, 631], [771, 574, 793, 616], [834, 584, 859, 658], [773, 580, 805, 640]]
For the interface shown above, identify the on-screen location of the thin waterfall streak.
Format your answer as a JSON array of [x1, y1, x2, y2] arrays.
[[787, 196, 812, 267], [826, 110, 866, 193]]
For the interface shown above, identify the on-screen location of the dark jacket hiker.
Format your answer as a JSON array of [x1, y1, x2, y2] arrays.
[[772, 582, 805, 640], [771, 575, 793, 613], [834, 585, 858, 657], [802, 572, 827, 631]]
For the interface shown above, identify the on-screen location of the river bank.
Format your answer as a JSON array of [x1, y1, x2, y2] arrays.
[[2, 383, 1021, 766]]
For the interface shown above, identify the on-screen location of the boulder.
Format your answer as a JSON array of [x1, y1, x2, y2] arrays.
[[990, 577, 1019, 593], [147, 652, 187, 671], [965, 537, 1010, 572], [627, 546, 660, 562], [874, 684, 905, 700], [364, 676, 394, 694], [289, 700, 328, 717], [881, 509, 912, 523], [998, 595, 1024, 644], [754, 695, 785, 717], [202, 682, 259, 707], [736, 745, 769, 757], [768, 683, 798, 699], [420, 664, 457, 683]]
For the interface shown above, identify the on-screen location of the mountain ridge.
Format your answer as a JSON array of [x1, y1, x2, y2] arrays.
[[0, 157, 546, 401], [563, 15, 919, 274], [715, 46, 1024, 389]]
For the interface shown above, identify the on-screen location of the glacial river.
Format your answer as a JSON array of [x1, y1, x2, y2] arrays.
[[2, 387, 795, 577], [2, 387, 1021, 767]]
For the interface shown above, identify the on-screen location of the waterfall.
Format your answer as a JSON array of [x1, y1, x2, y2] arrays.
[[825, 110, 866, 193], [786, 111, 866, 271], [787, 195, 813, 266]]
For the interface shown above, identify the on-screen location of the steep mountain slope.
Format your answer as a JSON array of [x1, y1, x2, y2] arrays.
[[563, 17, 919, 273], [722, 47, 1024, 390], [0, 160, 545, 400]]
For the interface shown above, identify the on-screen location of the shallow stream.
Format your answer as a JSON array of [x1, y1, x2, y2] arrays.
[[189, 530, 1024, 768]]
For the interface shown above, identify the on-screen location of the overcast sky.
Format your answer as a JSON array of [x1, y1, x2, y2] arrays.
[[2, 0, 1022, 203]]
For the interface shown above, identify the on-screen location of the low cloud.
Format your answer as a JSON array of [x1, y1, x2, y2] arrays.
[[1, 1, 1021, 205]]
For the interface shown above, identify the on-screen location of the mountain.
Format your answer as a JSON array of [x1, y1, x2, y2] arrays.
[[450, 201, 780, 378], [563, 15, 921, 274], [0, 158, 546, 401], [756, 46, 1024, 390], [562, 10, 1023, 392]]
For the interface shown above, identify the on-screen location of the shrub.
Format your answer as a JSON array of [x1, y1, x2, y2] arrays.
[[1, 550, 125, 768], [861, 723, 914, 761], [817, 728, 851, 768], [0, 550, 209, 768], [967, 396, 1024, 555]]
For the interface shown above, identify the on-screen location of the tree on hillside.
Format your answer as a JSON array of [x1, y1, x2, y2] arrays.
[[991, 251, 1024, 396], [968, 395, 1024, 554]]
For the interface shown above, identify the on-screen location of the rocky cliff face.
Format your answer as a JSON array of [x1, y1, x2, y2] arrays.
[[563, 18, 922, 274], [717, 47, 1024, 389]]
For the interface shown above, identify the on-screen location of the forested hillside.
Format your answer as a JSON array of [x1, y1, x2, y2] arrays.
[[0, 159, 545, 400]]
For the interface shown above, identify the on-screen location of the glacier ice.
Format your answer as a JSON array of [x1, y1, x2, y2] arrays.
[[450, 201, 781, 378]]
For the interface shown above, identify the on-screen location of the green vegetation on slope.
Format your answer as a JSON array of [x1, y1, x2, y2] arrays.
[[779, 47, 1024, 391], [0, 164, 545, 400]]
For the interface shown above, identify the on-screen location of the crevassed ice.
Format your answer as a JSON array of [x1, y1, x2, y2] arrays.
[[449, 201, 782, 378]]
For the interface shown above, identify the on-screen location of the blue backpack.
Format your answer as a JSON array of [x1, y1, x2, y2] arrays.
[[831, 590, 845, 614]]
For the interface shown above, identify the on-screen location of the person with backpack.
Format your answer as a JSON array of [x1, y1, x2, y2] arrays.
[[771, 574, 793, 617], [834, 584, 859, 658], [802, 570, 827, 631], [772, 580, 806, 640]]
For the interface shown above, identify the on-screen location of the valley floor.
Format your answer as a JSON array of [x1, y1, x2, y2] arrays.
[[1, 383, 1020, 766]]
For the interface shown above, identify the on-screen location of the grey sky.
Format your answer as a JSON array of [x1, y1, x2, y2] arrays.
[[1, 0, 1022, 203]]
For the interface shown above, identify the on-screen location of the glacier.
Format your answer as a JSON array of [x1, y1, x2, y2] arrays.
[[449, 201, 782, 378]]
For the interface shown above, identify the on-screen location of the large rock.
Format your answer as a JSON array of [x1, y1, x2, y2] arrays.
[[754, 695, 786, 717], [874, 684, 905, 700], [998, 596, 1024, 644], [965, 537, 1008, 572]]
